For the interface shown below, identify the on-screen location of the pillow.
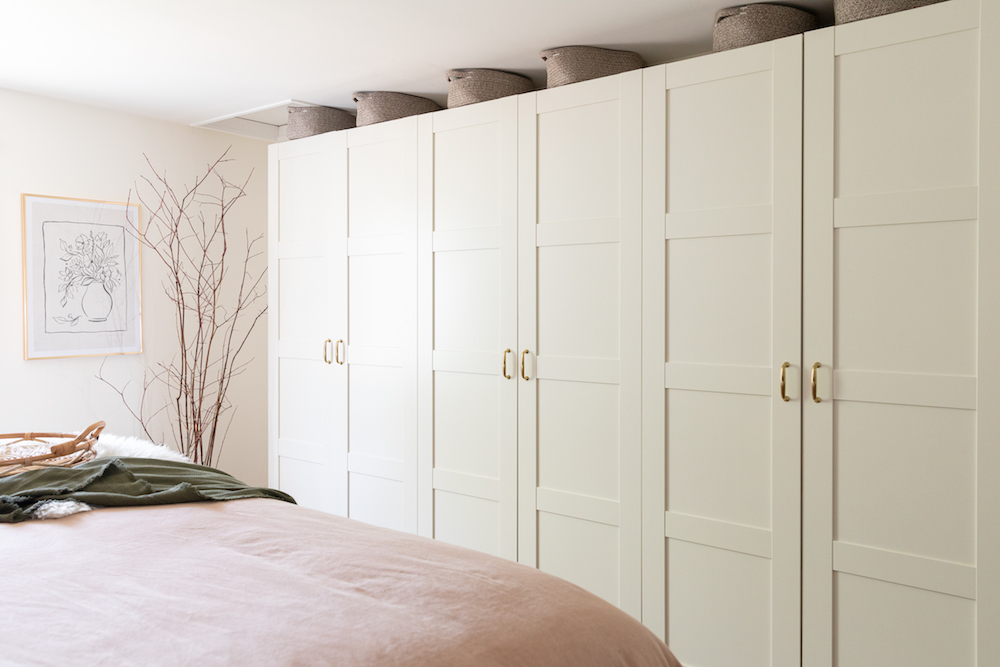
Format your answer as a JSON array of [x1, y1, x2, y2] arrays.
[[93, 433, 191, 463]]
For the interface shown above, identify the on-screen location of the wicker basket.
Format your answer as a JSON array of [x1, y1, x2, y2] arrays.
[[713, 4, 818, 52], [447, 69, 534, 108], [352, 92, 441, 126], [286, 106, 355, 140], [540, 46, 645, 88], [0, 421, 105, 478], [835, 0, 946, 24]]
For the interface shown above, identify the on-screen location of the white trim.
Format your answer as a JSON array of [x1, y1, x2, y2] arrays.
[[433, 468, 501, 502], [664, 362, 771, 396], [665, 206, 772, 239], [665, 511, 772, 560], [833, 541, 977, 600], [834, 186, 978, 229], [537, 487, 620, 527], [535, 355, 619, 385]]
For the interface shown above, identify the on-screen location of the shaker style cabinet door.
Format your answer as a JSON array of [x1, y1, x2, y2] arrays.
[[641, 36, 804, 667], [268, 133, 348, 515], [517, 71, 644, 619], [341, 117, 420, 534], [416, 97, 519, 558], [802, 1, 998, 665]]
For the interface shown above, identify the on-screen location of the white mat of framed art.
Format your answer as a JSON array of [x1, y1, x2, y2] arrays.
[[22, 194, 142, 360]]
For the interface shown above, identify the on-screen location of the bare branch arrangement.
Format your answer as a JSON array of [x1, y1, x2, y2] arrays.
[[99, 149, 267, 466]]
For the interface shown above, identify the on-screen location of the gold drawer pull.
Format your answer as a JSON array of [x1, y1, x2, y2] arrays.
[[502, 348, 512, 379], [780, 362, 790, 402], [520, 349, 530, 381], [335, 339, 345, 365], [323, 339, 332, 365], [811, 362, 821, 403]]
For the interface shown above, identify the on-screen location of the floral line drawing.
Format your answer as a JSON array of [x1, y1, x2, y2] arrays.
[[52, 314, 81, 326], [57, 231, 123, 322]]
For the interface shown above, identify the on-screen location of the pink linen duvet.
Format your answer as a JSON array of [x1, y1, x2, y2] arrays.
[[2, 498, 682, 666]]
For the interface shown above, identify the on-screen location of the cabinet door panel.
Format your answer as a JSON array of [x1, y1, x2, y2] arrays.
[[834, 220, 977, 376], [537, 512, 620, 606], [642, 36, 803, 666], [666, 390, 771, 529], [835, 574, 975, 667], [835, 29, 978, 199], [666, 540, 772, 667], [666, 69, 773, 212], [520, 72, 643, 618], [417, 99, 518, 559]]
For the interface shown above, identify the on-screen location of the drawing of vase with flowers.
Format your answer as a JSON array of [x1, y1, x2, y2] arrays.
[[57, 231, 123, 323]]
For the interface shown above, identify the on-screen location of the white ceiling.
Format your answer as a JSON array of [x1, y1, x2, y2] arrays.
[[0, 0, 835, 136]]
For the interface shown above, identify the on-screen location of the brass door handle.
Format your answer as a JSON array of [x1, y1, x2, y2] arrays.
[[520, 349, 530, 381], [780, 362, 790, 402], [502, 348, 512, 379], [335, 339, 345, 365], [811, 362, 821, 403], [324, 339, 333, 365]]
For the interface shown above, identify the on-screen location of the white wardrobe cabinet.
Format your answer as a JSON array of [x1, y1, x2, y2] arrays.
[[269, 2, 1000, 663], [269, 116, 419, 534], [416, 73, 644, 614]]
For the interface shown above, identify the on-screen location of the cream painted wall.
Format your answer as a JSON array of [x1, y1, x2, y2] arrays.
[[0, 87, 269, 486]]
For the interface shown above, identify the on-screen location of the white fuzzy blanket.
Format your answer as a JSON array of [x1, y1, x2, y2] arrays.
[[29, 433, 190, 520]]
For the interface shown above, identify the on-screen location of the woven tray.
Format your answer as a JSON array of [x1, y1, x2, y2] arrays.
[[286, 106, 355, 140], [713, 4, 818, 52], [540, 46, 645, 88], [0, 421, 105, 478], [835, 0, 946, 24], [447, 69, 534, 108], [352, 92, 441, 126]]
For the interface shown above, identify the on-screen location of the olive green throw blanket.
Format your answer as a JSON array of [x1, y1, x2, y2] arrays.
[[0, 457, 295, 523]]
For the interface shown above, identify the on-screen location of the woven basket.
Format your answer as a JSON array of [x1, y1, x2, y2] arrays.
[[0, 421, 105, 478], [447, 69, 534, 108], [835, 0, 946, 24], [286, 106, 355, 140], [352, 92, 441, 126], [713, 4, 818, 52], [540, 46, 645, 88]]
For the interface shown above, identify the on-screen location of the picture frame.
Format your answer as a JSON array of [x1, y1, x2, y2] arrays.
[[22, 194, 143, 360]]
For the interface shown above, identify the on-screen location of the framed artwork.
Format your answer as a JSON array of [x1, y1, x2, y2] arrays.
[[21, 194, 143, 360]]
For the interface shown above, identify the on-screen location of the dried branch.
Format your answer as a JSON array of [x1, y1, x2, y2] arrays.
[[98, 149, 267, 466]]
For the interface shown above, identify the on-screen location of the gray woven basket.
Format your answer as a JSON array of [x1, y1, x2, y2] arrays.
[[713, 4, 818, 52], [540, 46, 645, 88], [286, 106, 355, 140], [447, 69, 534, 108], [835, 0, 946, 24], [352, 92, 441, 126]]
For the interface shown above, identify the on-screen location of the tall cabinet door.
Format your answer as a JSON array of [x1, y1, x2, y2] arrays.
[[416, 98, 519, 557], [803, 2, 996, 665], [268, 133, 348, 515], [641, 37, 803, 667], [342, 118, 419, 533], [517, 71, 643, 617]]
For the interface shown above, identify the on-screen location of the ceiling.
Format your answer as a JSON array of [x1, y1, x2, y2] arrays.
[[0, 0, 835, 141]]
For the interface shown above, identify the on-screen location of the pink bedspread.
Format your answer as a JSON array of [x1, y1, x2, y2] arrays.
[[3, 498, 681, 666]]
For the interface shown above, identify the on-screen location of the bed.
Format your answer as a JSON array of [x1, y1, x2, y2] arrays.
[[2, 457, 681, 666]]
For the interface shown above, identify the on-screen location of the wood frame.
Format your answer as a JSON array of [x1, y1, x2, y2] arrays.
[[21, 193, 142, 360]]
